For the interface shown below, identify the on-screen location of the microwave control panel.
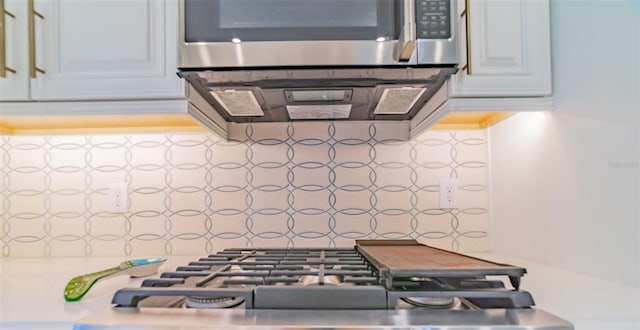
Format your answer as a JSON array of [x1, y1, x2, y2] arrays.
[[416, 0, 451, 39]]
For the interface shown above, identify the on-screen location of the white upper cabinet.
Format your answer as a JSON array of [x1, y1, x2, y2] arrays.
[[449, 0, 552, 97], [0, 0, 183, 102]]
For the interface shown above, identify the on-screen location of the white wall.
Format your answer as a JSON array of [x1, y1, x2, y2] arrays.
[[489, 0, 639, 287]]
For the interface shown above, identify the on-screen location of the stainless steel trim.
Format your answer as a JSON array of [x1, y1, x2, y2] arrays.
[[180, 40, 418, 68], [76, 307, 574, 329], [0, 0, 16, 78], [28, 0, 44, 78], [395, 0, 417, 62]]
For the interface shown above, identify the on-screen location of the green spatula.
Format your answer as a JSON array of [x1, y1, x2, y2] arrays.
[[64, 257, 166, 301]]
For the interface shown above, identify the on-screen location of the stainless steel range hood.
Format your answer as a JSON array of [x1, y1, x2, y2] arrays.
[[180, 66, 457, 137], [177, 0, 460, 139]]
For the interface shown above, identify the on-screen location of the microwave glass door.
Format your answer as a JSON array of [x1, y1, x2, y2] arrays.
[[184, 0, 401, 42]]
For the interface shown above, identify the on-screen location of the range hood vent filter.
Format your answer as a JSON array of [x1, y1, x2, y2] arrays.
[[374, 87, 427, 115], [210, 90, 264, 117]]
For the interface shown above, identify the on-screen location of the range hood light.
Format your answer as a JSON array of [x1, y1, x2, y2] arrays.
[[289, 90, 348, 102], [231, 38, 242, 44], [375, 37, 387, 42]]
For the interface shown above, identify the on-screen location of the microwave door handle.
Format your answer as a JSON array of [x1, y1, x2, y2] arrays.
[[395, 0, 416, 62]]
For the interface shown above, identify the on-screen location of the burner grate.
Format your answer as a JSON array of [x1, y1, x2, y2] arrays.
[[112, 245, 534, 310]]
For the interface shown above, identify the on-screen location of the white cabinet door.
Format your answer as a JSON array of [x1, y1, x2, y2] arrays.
[[449, 0, 551, 97], [0, 0, 29, 100], [30, 0, 183, 101]]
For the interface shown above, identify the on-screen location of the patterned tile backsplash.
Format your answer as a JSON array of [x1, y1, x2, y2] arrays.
[[0, 122, 489, 257]]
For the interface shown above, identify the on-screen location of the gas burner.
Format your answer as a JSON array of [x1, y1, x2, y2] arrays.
[[300, 274, 343, 286], [401, 296, 458, 309], [185, 296, 245, 309]]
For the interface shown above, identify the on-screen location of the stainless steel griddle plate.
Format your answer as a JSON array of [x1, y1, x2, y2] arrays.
[[356, 240, 526, 280]]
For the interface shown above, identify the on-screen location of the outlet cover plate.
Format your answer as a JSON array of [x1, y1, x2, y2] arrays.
[[439, 178, 458, 209], [109, 183, 128, 213]]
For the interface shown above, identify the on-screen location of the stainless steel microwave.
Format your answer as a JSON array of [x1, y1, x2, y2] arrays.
[[178, 0, 458, 68]]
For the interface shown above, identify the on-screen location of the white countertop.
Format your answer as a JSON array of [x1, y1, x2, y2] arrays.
[[468, 253, 640, 330], [0, 254, 637, 330], [0, 255, 196, 330]]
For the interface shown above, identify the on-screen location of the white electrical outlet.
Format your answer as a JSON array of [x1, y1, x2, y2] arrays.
[[439, 178, 458, 209], [109, 183, 128, 213]]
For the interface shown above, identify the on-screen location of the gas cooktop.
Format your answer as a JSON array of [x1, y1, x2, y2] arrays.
[[113, 240, 533, 310], [79, 240, 574, 329]]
